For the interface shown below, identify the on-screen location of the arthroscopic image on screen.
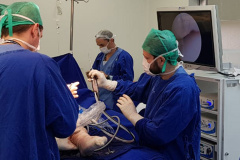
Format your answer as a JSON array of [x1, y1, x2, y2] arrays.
[[157, 11, 216, 67]]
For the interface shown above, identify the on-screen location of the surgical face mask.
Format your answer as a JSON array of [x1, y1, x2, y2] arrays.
[[37, 40, 40, 51], [0, 38, 3, 44], [5, 38, 38, 51], [142, 56, 164, 76], [142, 57, 182, 77], [3, 27, 41, 52], [142, 57, 156, 77], [6, 30, 41, 52], [37, 28, 41, 51], [100, 42, 111, 54], [142, 47, 183, 76]]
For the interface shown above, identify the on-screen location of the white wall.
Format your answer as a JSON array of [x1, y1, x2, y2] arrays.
[[221, 20, 240, 68], [208, 0, 240, 68], [209, 0, 240, 20]]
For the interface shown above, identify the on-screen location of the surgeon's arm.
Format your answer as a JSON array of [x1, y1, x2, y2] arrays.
[[113, 73, 152, 103], [88, 70, 152, 103], [135, 87, 199, 147]]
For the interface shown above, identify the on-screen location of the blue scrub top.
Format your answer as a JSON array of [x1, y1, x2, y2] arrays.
[[114, 67, 201, 160], [0, 44, 79, 160], [92, 48, 134, 111]]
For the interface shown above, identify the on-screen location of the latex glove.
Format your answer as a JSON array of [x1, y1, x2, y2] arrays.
[[117, 94, 143, 126], [88, 69, 117, 91], [99, 71, 109, 79], [67, 81, 80, 98]]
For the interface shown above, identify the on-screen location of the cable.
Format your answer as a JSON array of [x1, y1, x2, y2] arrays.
[[89, 111, 135, 144], [86, 78, 135, 152], [102, 111, 135, 142], [217, 71, 240, 77], [91, 115, 120, 151]]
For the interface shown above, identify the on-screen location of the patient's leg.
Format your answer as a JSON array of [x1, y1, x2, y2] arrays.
[[56, 137, 78, 150], [70, 126, 107, 156]]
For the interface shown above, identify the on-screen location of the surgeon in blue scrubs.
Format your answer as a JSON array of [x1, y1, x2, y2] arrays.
[[91, 30, 134, 112], [0, 2, 78, 160], [89, 29, 201, 160]]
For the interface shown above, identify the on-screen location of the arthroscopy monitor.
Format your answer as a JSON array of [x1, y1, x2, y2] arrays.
[[156, 5, 223, 72]]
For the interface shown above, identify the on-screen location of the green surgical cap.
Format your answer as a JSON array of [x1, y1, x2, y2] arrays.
[[0, 4, 8, 15], [0, 2, 43, 37], [142, 28, 179, 72], [142, 29, 177, 57]]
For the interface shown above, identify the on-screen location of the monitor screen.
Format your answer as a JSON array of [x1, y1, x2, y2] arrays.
[[157, 5, 223, 71]]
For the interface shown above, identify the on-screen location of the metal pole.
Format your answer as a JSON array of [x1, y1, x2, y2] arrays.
[[70, 0, 74, 52], [200, 0, 208, 5]]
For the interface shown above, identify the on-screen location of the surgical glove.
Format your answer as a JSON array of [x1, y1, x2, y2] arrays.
[[88, 69, 117, 91], [67, 81, 80, 98], [117, 94, 143, 126], [99, 71, 109, 79]]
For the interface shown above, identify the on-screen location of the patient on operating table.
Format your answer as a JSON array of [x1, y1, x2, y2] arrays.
[[56, 126, 107, 156], [56, 81, 107, 156]]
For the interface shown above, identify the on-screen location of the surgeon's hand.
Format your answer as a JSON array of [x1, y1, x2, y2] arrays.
[[88, 69, 117, 91], [88, 70, 106, 86], [67, 81, 80, 98], [99, 71, 110, 79], [117, 94, 143, 126]]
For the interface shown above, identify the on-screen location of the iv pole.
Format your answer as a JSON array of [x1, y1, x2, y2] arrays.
[[70, 0, 75, 52], [66, 0, 87, 53]]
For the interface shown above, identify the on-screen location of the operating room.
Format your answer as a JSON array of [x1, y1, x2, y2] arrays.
[[1, 0, 240, 82], [1, 0, 240, 159]]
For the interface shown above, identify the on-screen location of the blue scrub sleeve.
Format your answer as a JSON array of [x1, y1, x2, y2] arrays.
[[135, 87, 198, 147], [44, 59, 79, 138], [114, 73, 152, 104], [111, 53, 134, 81]]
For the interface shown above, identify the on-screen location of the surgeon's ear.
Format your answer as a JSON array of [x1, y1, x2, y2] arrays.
[[109, 38, 114, 43], [157, 56, 165, 67], [30, 23, 40, 39]]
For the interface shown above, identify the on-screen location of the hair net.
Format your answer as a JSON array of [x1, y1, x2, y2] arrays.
[[95, 29, 115, 40], [0, 2, 43, 37], [0, 4, 8, 15], [142, 28, 179, 65]]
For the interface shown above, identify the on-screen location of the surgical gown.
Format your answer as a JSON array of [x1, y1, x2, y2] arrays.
[[114, 67, 201, 160], [92, 48, 134, 111], [0, 45, 79, 160]]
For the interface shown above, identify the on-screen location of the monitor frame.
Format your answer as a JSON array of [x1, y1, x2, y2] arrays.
[[156, 5, 223, 72]]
